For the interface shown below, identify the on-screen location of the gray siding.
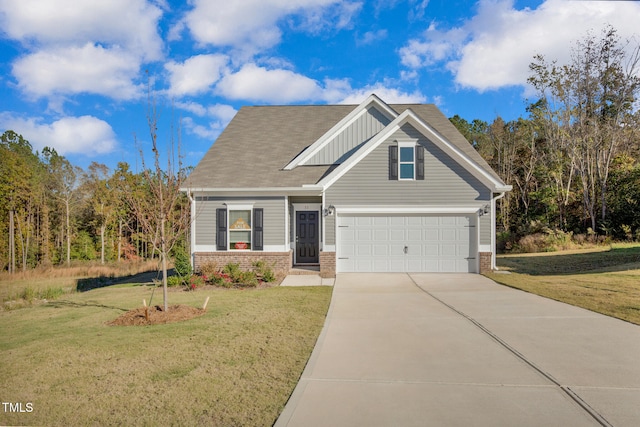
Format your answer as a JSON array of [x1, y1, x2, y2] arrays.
[[480, 213, 491, 246], [194, 196, 285, 247], [325, 123, 492, 245], [306, 106, 390, 165]]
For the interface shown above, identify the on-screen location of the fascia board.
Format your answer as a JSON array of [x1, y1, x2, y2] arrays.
[[282, 94, 397, 170], [181, 186, 323, 196], [319, 109, 508, 192], [335, 206, 481, 214]]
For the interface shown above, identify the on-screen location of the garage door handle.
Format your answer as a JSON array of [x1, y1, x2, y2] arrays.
[[403, 246, 408, 254]]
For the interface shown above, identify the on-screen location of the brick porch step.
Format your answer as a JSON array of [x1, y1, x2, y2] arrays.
[[288, 266, 320, 275]]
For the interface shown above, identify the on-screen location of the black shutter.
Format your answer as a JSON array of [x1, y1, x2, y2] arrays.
[[253, 208, 264, 251], [416, 145, 425, 180], [216, 208, 227, 251], [389, 145, 398, 180]]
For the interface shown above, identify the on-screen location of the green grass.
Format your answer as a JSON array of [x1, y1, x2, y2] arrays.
[[0, 284, 332, 426], [487, 243, 640, 325]]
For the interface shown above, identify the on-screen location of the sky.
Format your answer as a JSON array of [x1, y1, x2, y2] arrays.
[[1, 0, 639, 172]]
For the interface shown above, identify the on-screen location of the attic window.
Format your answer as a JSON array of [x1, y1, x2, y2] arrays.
[[399, 143, 415, 180], [389, 141, 424, 181]]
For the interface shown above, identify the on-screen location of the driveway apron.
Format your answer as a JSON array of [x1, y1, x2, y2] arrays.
[[275, 273, 640, 427]]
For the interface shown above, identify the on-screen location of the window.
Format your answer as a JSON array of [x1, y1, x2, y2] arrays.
[[399, 143, 415, 180], [216, 207, 264, 251], [229, 209, 251, 250]]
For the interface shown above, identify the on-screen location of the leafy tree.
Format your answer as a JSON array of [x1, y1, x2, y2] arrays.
[[528, 25, 640, 232]]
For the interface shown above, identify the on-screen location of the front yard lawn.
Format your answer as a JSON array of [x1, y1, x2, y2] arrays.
[[486, 243, 640, 325], [0, 284, 332, 426]]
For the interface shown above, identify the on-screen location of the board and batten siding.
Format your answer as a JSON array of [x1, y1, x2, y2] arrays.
[[194, 196, 286, 248], [306, 106, 391, 165], [325, 123, 492, 246]]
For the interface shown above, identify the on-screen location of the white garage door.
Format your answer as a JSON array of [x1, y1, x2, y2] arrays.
[[337, 214, 477, 273]]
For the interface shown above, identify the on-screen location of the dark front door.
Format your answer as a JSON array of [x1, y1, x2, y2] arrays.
[[296, 211, 319, 264]]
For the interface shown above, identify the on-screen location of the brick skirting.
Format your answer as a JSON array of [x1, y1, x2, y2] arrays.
[[479, 252, 492, 273], [194, 251, 293, 275], [320, 251, 336, 278]]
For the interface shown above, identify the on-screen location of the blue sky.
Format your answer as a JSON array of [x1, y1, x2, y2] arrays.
[[1, 0, 639, 171]]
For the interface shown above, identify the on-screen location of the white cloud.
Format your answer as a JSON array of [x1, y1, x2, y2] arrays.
[[12, 43, 142, 100], [0, 0, 163, 60], [0, 113, 118, 156], [178, 102, 237, 141], [336, 85, 428, 104], [358, 29, 388, 46], [1, 0, 164, 103], [184, 0, 359, 51], [216, 63, 322, 102], [165, 54, 229, 97], [400, 0, 640, 92]]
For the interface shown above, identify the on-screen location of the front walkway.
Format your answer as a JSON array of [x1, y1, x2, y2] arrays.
[[276, 273, 640, 427]]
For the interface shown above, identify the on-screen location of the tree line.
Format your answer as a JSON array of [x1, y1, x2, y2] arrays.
[[0, 130, 189, 274], [451, 26, 640, 245]]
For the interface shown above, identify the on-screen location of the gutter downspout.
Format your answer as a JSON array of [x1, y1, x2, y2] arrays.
[[491, 192, 507, 270]]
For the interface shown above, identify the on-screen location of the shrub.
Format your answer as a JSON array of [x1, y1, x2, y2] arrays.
[[253, 260, 276, 282], [222, 263, 243, 282], [235, 270, 259, 287], [167, 275, 184, 287], [188, 274, 204, 290], [199, 262, 220, 279], [173, 245, 192, 278]]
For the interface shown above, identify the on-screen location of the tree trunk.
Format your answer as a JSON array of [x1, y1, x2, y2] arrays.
[[100, 224, 105, 264], [65, 199, 71, 267], [161, 217, 168, 312], [9, 209, 15, 274]]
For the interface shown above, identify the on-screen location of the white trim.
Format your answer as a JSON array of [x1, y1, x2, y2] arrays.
[[181, 186, 323, 194], [188, 192, 196, 268], [263, 245, 288, 252], [398, 140, 417, 180], [323, 244, 336, 252], [226, 205, 253, 251], [284, 196, 290, 250], [317, 109, 512, 193], [491, 192, 507, 269], [194, 245, 217, 252], [478, 244, 491, 252], [193, 245, 288, 253], [283, 94, 397, 170], [336, 206, 482, 214], [224, 203, 254, 210]]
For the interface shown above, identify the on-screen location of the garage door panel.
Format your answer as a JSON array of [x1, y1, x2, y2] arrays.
[[373, 244, 389, 256], [337, 213, 477, 273], [389, 229, 405, 241]]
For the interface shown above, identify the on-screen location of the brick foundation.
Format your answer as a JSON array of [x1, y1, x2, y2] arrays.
[[479, 252, 492, 274], [320, 251, 336, 278], [194, 251, 292, 275]]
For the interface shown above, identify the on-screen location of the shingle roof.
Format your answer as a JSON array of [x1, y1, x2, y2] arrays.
[[184, 103, 503, 189]]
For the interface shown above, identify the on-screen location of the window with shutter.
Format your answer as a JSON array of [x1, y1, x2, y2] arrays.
[[216, 208, 227, 251], [389, 145, 398, 180], [253, 208, 264, 251]]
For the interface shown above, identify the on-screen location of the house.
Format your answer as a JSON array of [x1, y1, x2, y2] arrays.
[[182, 94, 511, 278]]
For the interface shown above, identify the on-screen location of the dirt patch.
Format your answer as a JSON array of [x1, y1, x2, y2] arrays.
[[108, 304, 205, 326]]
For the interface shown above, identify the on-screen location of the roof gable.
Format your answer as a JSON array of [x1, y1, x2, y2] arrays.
[[283, 94, 397, 170], [317, 108, 511, 193]]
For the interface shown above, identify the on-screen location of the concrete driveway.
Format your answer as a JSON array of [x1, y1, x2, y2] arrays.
[[275, 273, 640, 427]]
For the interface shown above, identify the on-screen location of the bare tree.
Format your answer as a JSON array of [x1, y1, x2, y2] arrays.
[[125, 92, 190, 311]]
